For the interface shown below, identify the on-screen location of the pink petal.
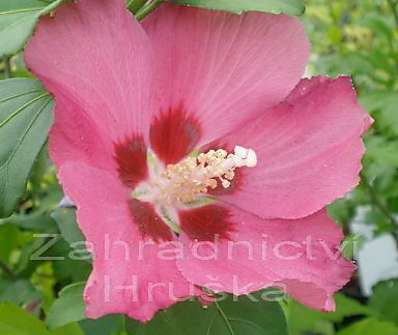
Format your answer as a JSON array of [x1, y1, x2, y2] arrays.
[[59, 163, 197, 321], [215, 76, 373, 219], [143, 3, 309, 162], [25, 0, 153, 144], [48, 92, 116, 171], [177, 205, 354, 311]]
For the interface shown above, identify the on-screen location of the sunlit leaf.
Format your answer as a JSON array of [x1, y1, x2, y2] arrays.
[[0, 302, 50, 335], [287, 294, 372, 335], [336, 318, 398, 335]]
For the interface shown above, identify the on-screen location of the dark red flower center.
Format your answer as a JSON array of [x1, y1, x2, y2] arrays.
[[113, 106, 256, 243]]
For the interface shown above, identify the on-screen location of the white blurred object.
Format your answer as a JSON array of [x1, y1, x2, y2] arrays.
[[58, 195, 75, 208], [350, 207, 398, 296]]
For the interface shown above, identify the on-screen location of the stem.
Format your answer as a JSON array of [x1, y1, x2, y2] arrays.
[[0, 260, 15, 279], [2, 56, 11, 78], [279, 298, 290, 321], [214, 301, 235, 335], [387, 0, 398, 75], [362, 175, 398, 245], [39, 0, 65, 15], [388, 0, 398, 27], [127, 0, 147, 13], [327, 2, 338, 26], [135, 0, 163, 21]]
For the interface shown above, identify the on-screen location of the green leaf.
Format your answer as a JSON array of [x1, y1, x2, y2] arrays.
[[0, 278, 41, 306], [0, 9, 42, 58], [80, 315, 125, 335], [0, 78, 53, 217], [336, 318, 398, 335], [287, 294, 372, 335], [331, 294, 373, 321], [0, 223, 20, 263], [340, 234, 363, 260], [0, 302, 50, 335], [369, 279, 398, 326], [50, 323, 85, 335], [1, 211, 58, 233], [360, 92, 398, 135], [46, 283, 86, 330], [0, 0, 64, 57], [327, 198, 355, 226], [169, 0, 305, 15], [51, 208, 85, 245], [0, 1, 46, 11], [364, 136, 398, 172], [127, 293, 288, 335], [48, 286, 287, 334], [46, 282, 125, 335]]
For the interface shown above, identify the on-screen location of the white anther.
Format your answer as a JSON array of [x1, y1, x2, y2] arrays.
[[221, 179, 231, 188], [245, 149, 257, 167], [234, 145, 249, 159], [232, 146, 257, 168]]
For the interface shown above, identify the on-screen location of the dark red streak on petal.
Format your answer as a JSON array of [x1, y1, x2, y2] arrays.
[[179, 205, 235, 242], [150, 103, 201, 164], [114, 135, 148, 188], [129, 199, 173, 242]]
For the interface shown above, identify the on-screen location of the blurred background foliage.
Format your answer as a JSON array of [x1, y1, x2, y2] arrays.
[[0, 0, 397, 334], [293, 0, 398, 334], [306, 0, 398, 239]]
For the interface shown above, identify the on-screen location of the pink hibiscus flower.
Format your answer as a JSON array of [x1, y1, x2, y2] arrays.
[[25, 0, 372, 322]]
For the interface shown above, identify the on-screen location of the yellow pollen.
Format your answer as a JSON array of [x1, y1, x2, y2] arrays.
[[157, 146, 257, 205]]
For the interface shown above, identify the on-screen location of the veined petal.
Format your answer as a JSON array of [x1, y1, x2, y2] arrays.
[[59, 163, 197, 321], [143, 3, 309, 163], [214, 76, 373, 219], [25, 0, 153, 144], [177, 206, 354, 312], [49, 91, 116, 171]]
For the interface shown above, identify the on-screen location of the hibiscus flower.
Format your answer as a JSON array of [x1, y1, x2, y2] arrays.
[[25, 0, 372, 322]]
